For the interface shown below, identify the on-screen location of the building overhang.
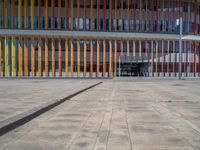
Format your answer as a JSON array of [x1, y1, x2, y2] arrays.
[[0, 29, 200, 41]]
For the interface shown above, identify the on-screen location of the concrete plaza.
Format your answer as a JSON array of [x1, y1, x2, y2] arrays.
[[0, 79, 200, 150]]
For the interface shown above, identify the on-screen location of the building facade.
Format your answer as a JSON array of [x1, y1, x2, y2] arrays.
[[0, 0, 200, 78]]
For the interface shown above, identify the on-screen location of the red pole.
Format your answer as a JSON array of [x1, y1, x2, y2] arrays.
[[168, 0, 170, 32], [184, 41, 186, 76], [103, 0, 106, 31], [65, 0, 68, 30], [156, 0, 158, 32], [134, 0, 136, 31], [194, 42, 196, 77], [173, 41, 175, 76], [162, 40, 164, 76], [194, 0, 197, 34], [199, 43, 200, 77]]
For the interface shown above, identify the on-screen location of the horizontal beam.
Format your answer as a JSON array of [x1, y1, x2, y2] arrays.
[[0, 29, 199, 41], [182, 35, 200, 41]]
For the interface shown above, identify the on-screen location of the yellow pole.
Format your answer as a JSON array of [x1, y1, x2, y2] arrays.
[[31, 0, 34, 29], [127, 40, 130, 56], [11, 37, 16, 77], [133, 40, 136, 57]]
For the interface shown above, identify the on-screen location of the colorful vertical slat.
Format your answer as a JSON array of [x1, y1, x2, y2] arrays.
[[109, 40, 112, 77], [52, 38, 55, 77], [84, 39, 87, 77], [45, 0, 48, 29], [5, 37, 9, 77], [18, 36, 23, 77], [11, 37, 16, 77], [65, 38, 68, 77], [51, 0, 54, 29], [114, 40, 117, 77], [70, 39, 74, 77], [127, 40, 130, 56], [151, 40, 154, 77], [103, 39, 106, 77], [97, 40, 100, 77], [38, 37, 42, 77], [0, 37, 2, 77], [103, 0, 106, 31], [156, 40, 158, 76], [90, 0, 93, 30], [11, 0, 15, 28], [110, 0, 112, 31], [58, 0, 61, 29], [31, 37, 35, 77], [45, 37, 48, 77], [38, 0, 41, 29], [77, 39, 80, 77], [24, 37, 28, 76], [133, 40, 136, 57], [65, 0, 68, 30], [31, 0, 34, 29], [90, 40, 93, 77], [77, 0, 80, 30], [58, 38, 62, 76], [70, 0, 73, 30]]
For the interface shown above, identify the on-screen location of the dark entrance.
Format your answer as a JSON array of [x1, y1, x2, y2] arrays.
[[117, 62, 148, 77]]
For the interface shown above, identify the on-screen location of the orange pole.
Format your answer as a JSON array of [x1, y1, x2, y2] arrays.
[[90, 40, 93, 77], [31, 37, 35, 77], [24, 37, 28, 76], [97, 40, 100, 77], [84, 39, 87, 77], [51, 0, 55, 29], [58, 0, 61, 29], [52, 38, 55, 77], [65, 38, 68, 77], [58, 38, 62, 76], [103, 40, 106, 77], [45, 37, 48, 77]]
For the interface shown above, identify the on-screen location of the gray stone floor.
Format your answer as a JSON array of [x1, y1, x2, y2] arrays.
[[0, 79, 200, 150], [0, 79, 99, 124]]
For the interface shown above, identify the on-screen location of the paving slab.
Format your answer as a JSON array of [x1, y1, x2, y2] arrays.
[[0, 79, 200, 150], [0, 79, 100, 131]]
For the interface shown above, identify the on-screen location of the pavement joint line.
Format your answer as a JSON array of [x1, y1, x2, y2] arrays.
[[0, 82, 103, 137]]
